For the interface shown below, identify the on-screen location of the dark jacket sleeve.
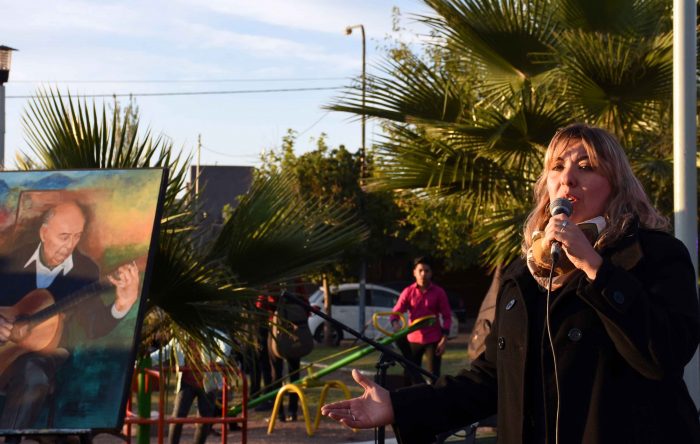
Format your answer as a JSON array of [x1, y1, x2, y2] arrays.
[[390, 305, 499, 444], [577, 231, 700, 380]]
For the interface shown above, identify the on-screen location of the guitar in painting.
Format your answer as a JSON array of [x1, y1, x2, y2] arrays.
[[0, 273, 133, 379]]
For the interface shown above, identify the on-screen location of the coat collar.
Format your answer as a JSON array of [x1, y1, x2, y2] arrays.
[[598, 217, 644, 271]]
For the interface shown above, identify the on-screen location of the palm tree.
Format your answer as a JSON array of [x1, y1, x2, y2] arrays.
[[329, 0, 677, 268], [18, 88, 368, 363]]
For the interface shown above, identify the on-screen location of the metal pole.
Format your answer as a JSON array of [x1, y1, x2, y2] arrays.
[[357, 24, 368, 333], [136, 355, 152, 444], [674, 0, 699, 407], [345, 24, 370, 334], [0, 83, 5, 169], [196, 134, 201, 197], [360, 25, 366, 180]]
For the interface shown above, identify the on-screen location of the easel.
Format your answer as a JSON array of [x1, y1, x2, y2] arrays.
[[3, 429, 93, 443]]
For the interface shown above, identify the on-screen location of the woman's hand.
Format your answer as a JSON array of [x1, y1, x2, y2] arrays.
[[543, 214, 602, 280], [321, 369, 395, 428]]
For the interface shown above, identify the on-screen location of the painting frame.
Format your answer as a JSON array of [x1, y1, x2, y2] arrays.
[[0, 168, 166, 436]]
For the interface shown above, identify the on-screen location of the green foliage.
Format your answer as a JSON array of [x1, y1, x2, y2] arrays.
[[396, 193, 483, 270], [258, 130, 402, 283], [18, 88, 190, 222]]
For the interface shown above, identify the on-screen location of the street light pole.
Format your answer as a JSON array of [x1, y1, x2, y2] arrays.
[[0, 46, 17, 170], [346, 24, 368, 334], [346, 24, 366, 179], [673, 0, 699, 408]]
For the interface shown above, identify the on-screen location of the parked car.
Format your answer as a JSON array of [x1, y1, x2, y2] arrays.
[[307, 283, 459, 345]]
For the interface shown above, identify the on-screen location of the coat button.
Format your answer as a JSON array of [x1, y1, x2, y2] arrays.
[[498, 336, 506, 349], [567, 328, 583, 342], [612, 291, 625, 305], [505, 299, 516, 310]]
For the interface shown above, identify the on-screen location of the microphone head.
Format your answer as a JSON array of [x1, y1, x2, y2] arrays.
[[549, 198, 573, 217]]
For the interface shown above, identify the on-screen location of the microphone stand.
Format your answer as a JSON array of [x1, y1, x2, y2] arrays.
[[282, 291, 437, 444]]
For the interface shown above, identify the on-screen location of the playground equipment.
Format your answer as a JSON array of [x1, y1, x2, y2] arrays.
[[124, 363, 247, 444], [236, 313, 436, 436]]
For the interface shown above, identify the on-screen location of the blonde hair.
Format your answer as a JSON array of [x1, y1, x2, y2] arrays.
[[522, 123, 668, 255]]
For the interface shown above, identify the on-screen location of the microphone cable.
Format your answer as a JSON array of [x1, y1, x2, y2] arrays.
[[546, 255, 561, 444]]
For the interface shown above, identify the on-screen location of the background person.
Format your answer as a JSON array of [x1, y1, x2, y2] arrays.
[[250, 294, 275, 411], [165, 336, 230, 444], [322, 124, 700, 443], [391, 256, 452, 384], [267, 293, 313, 422]]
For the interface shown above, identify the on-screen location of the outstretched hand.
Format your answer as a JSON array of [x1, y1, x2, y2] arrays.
[[321, 369, 395, 429]]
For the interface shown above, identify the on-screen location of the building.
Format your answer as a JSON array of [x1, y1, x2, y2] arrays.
[[189, 165, 254, 238]]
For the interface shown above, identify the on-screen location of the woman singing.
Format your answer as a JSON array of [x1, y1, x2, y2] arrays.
[[322, 124, 700, 443]]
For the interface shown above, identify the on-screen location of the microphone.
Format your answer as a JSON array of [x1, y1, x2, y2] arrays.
[[549, 198, 573, 264]]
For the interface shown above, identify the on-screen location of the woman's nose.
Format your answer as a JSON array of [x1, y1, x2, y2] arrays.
[[560, 166, 576, 186]]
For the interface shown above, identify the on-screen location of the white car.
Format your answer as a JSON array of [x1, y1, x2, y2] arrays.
[[307, 283, 459, 345]]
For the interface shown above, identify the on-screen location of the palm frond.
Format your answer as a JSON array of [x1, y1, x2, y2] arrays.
[[368, 89, 570, 207], [554, 0, 671, 37], [554, 30, 672, 137], [18, 88, 192, 222], [420, 0, 558, 97], [471, 205, 531, 268], [326, 55, 466, 125], [209, 172, 369, 287]]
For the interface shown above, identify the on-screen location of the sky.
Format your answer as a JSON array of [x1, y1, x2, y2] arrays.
[[1, 0, 434, 169]]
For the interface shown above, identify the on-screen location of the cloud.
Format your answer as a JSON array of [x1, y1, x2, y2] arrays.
[[2, 0, 152, 37], [173, 21, 358, 69], [176, 0, 400, 38]]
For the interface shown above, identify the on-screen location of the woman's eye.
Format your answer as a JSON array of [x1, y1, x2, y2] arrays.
[[579, 163, 592, 171], [551, 164, 564, 171]]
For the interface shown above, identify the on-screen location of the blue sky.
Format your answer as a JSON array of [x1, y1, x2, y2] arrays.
[[1, 0, 433, 169]]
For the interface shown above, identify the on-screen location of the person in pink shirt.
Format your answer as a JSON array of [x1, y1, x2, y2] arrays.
[[391, 256, 452, 385]]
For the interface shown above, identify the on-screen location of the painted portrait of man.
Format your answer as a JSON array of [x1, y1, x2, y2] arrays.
[[0, 169, 164, 434]]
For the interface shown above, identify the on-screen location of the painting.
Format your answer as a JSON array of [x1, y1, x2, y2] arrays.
[[0, 169, 165, 434]]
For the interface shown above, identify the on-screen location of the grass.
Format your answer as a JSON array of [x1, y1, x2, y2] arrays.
[[285, 333, 472, 410], [303, 334, 471, 377]]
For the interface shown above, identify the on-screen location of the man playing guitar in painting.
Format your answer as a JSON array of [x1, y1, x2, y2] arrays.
[[0, 201, 140, 434]]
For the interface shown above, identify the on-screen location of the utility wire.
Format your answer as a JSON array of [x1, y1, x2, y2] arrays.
[[200, 145, 261, 159], [297, 110, 332, 137], [297, 88, 352, 137], [6, 85, 344, 100], [10, 76, 349, 84]]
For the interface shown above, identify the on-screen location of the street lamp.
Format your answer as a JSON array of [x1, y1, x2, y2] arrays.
[[345, 24, 369, 337], [345, 25, 366, 179], [0, 45, 17, 170]]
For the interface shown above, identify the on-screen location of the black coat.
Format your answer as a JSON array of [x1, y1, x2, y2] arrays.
[[391, 227, 700, 443]]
